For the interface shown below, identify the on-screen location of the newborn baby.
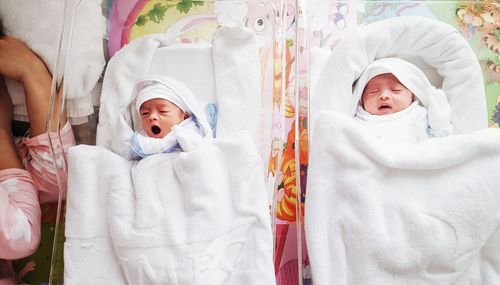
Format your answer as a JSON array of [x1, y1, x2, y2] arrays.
[[136, 87, 189, 139], [353, 58, 453, 143], [111, 75, 212, 160]]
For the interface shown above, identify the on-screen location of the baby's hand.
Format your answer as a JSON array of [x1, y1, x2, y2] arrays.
[[427, 88, 453, 137]]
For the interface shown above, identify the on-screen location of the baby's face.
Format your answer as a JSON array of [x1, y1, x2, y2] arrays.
[[361, 73, 413, 115], [139, 98, 186, 138]]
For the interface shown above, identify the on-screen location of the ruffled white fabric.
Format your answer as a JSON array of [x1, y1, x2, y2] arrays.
[[355, 101, 429, 143]]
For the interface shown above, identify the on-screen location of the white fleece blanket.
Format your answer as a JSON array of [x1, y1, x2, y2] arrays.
[[96, 25, 261, 148], [65, 26, 272, 284], [305, 112, 500, 285], [65, 132, 275, 285], [310, 16, 487, 135], [354, 101, 430, 143], [0, 0, 106, 124]]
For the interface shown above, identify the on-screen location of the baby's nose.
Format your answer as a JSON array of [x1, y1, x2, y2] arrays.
[[148, 113, 159, 121], [378, 90, 390, 100]]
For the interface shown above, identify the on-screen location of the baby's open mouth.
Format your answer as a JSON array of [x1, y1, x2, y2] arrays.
[[151, 125, 161, 134], [379, 105, 391, 110]]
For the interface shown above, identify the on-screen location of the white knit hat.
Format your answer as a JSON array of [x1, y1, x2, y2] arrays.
[[135, 79, 189, 114], [130, 75, 212, 137]]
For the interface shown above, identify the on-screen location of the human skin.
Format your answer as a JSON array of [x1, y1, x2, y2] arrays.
[[0, 79, 23, 170], [139, 98, 187, 138], [361, 73, 414, 115], [0, 36, 67, 136]]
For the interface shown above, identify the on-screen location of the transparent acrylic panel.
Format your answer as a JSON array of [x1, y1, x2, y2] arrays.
[[303, 0, 499, 284], [61, 0, 288, 284]]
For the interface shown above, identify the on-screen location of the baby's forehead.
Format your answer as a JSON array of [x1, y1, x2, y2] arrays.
[[366, 73, 404, 86], [139, 98, 175, 109]]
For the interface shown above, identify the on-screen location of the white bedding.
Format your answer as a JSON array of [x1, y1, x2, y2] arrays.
[[96, 26, 262, 149], [305, 112, 500, 285], [66, 132, 275, 285], [65, 25, 274, 285], [306, 16, 499, 285]]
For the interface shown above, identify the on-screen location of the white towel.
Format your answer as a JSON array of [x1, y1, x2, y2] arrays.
[[64, 145, 131, 284], [66, 25, 271, 285], [212, 26, 262, 147], [0, 0, 106, 124], [305, 112, 500, 285], [310, 16, 487, 135], [65, 132, 276, 285]]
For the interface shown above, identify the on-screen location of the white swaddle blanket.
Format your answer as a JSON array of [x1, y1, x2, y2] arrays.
[[0, 0, 106, 124], [355, 102, 429, 143], [306, 16, 500, 285], [65, 26, 275, 285], [305, 113, 500, 285]]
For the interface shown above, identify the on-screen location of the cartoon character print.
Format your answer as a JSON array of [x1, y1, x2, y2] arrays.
[[307, 1, 359, 49], [456, 1, 499, 63], [456, 1, 500, 127], [275, 122, 301, 222]]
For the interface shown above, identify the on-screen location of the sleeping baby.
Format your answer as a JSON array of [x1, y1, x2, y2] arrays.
[[112, 75, 212, 160], [353, 57, 453, 143]]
